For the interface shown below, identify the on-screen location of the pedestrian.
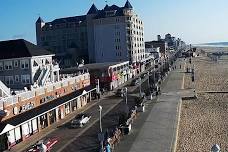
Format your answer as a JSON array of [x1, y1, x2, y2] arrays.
[[105, 142, 111, 152], [98, 92, 101, 99], [101, 88, 104, 95], [180, 64, 181, 69]]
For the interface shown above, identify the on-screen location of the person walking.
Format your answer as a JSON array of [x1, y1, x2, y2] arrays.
[[105, 142, 111, 152]]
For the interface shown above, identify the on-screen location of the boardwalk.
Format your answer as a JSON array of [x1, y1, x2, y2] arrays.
[[115, 59, 186, 152]]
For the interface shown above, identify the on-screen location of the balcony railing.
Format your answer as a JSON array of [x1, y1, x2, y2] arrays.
[[0, 73, 90, 110]]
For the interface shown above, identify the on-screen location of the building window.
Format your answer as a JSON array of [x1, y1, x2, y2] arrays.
[[0, 62, 3, 71], [14, 60, 18, 67], [15, 75, 19, 82], [21, 60, 29, 69], [4, 61, 13, 70], [5, 76, 14, 85], [21, 75, 30, 84], [0, 76, 3, 81]]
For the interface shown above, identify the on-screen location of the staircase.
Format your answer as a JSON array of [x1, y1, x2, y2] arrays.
[[35, 67, 50, 86], [39, 68, 50, 86], [33, 68, 42, 83]]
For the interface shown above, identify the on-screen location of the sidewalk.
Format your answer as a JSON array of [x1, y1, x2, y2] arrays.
[[115, 59, 186, 152]]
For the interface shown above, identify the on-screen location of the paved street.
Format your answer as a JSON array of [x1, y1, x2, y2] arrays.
[[115, 59, 185, 152], [53, 80, 149, 152]]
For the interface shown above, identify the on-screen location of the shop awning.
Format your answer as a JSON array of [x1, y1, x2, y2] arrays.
[[0, 123, 15, 135], [2, 85, 96, 127]]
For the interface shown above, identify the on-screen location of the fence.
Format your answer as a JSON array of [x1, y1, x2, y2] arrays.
[[0, 73, 90, 109]]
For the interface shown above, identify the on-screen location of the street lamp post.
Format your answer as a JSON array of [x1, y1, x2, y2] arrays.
[[124, 87, 128, 105], [98, 105, 103, 152], [153, 65, 156, 86], [96, 78, 100, 94], [147, 71, 150, 89], [139, 77, 142, 97]]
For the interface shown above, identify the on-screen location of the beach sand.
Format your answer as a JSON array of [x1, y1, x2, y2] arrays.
[[176, 49, 228, 151]]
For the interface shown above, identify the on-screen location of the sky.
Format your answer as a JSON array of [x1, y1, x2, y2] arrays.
[[0, 0, 228, 44]]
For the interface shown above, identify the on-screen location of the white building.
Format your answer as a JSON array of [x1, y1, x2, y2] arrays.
[[91, 1, 145, 64], [145, 47, 161, 59], [0, 39, 60, 90]]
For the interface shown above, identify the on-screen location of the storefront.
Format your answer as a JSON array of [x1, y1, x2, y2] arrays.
[[71, 98, 77, 111], [0, 124, 20, 150], [58, 105, 65, 120], [0, 85, 96, 150], [49, 110, 56, 125], [21, 121, 33, 138], [65, 102, 71, 115], [40, 114, 48, 129]]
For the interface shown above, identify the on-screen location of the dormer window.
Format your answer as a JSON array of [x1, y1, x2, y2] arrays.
[[105, 10, 116, 17]]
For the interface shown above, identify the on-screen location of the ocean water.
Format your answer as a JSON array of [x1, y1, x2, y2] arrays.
[[197, 44, 228, 48], [194, 42, 228, 48]]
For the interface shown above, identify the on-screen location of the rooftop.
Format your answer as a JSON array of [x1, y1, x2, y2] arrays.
[[0, 39, 53, 60], [87, 3, 98, 15], [48, 15, 87, 25], [37, 1, 133, 25]]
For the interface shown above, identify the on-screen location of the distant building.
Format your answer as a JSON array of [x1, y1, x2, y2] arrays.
[[157, 35, 161, 41], [36, 0, 145, 66], [145, 47, 161, 59], [145, 41, 168, 56], [36, 15, 88, 67], [0, 39, 60, 90]]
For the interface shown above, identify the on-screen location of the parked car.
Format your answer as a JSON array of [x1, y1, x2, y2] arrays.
[[27, 137, 58, 152], [71, 113, 91, 128], [115, 88, 124, 97]]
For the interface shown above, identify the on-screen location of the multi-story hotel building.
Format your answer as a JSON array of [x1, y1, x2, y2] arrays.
[[36, 0, 145, 66], [0, 39, 95, 151]]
